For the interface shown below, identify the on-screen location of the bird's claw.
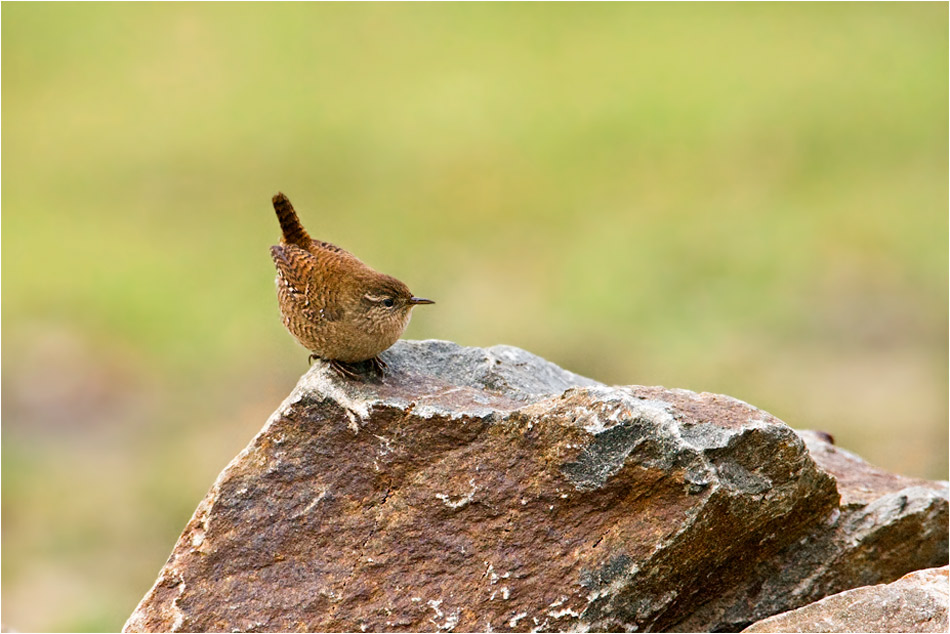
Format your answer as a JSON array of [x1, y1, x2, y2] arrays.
[[326, 358, 385, 380], [310, 355, 387, 380]]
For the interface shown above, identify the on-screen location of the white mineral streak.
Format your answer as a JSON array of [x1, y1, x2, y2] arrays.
[[426, 599, 459, 632], [436, 479, 478, 509], [169, 570, 186, 632], [548, 607, 581, 619], [509, 612, 528, 627], [298, 488, 328, 516]]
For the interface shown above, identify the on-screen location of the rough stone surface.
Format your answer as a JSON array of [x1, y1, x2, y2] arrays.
[[124, 340, 948, 633], [742, 566, 949, 633], [674, 431, 950, 632]]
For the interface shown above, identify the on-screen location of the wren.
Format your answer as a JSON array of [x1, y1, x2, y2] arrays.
[[269, 192, 433, 377]]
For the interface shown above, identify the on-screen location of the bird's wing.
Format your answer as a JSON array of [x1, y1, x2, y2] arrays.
[[270, 243, 311, 294], [270, 243, 344, 322]]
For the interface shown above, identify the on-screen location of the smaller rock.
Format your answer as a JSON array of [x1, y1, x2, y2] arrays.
[[742, 566, 949, 633]]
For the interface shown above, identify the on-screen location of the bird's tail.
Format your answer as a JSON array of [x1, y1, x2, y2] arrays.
[[272, 193, 311, 247]]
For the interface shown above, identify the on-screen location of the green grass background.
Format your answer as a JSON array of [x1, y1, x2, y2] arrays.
[[2, 3, 947, 631]]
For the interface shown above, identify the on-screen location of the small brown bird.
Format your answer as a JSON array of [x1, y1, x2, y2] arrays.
[[270, 193, 433, 377]]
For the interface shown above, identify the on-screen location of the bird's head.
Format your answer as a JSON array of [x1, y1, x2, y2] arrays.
[[357, 274, 434, 338]]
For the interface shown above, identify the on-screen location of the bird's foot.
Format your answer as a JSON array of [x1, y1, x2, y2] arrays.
[[326, 358, 387, 381], [367, 355, 388, 376], [327, 359, 364, 379], [311, 355, 386, 380]]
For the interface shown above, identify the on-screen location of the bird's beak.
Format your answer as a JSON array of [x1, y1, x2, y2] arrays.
[[409, 297, 435, 305]]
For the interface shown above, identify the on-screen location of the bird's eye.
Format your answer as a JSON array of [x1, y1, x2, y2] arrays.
[[383, 298, 395, 308]]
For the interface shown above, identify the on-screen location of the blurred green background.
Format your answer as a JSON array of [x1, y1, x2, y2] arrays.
[[2, 3, 947, 631]]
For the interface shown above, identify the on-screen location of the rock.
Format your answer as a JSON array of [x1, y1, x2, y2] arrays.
[[124, 340, 948, 633], [742, 566, 949, 633], [674, 431, 949, 631]]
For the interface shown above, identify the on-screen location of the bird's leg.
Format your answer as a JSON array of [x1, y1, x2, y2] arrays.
[[308, 353, 320, 366], [328, 359, 364, 380]]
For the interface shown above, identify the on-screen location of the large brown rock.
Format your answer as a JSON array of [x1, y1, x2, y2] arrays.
[[742, 566, 949, 633], [124, 340, 948, 632]]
